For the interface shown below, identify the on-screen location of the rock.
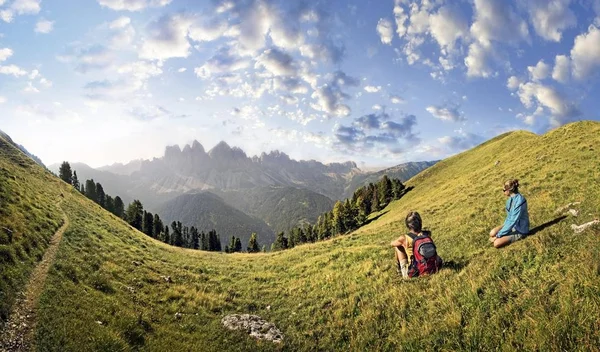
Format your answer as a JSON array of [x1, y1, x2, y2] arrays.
[[132, 261, 142, 266], [568, 209, 579, 217], [571, 219, 600, 234], [175, 312, 182, 319], [160, 275, 172, 283], [96, 321, 103, 325], [222, 314, 283, 343]]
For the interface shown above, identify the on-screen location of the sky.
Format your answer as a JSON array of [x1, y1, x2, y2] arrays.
[[1, 0, 600, 169]]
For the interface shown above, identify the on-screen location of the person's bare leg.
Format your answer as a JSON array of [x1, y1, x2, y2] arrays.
[[489, 225, 502, 243], [394, 246, 407, 263], [493, 236, 512, 249]]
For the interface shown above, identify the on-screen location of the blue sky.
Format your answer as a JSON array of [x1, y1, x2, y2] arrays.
[[1, 0, 599, 169]]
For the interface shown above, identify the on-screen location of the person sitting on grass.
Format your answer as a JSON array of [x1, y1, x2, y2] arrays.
[[390, 211, 442, 278], [489, 179, 530, 249]]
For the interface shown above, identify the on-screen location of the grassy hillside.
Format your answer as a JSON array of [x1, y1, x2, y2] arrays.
[[158, 192, 276, 249], [0, 136, 63, 322], [213, 186, 335, 234], [1, 121, 600, 351]]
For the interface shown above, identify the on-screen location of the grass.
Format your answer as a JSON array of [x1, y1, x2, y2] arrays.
[[2, 121, 600, 351]]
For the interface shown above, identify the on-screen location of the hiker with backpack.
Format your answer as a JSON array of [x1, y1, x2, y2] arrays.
[[489, 179, 530, 248], [390, 211, 443, 278]]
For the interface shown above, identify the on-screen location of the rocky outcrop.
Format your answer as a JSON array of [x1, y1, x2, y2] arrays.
[[221, 314, 283, 343]]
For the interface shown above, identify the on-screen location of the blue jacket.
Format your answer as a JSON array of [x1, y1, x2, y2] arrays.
[[497, 193, 530, 237]]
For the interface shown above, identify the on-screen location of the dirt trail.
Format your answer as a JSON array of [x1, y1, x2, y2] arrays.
[[0, 202, 69, 352]]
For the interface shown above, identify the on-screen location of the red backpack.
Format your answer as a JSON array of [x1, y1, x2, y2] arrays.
[[406, 231, 442, 277]]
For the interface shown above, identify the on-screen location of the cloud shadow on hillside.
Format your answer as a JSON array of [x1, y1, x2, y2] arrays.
[[528, 215, 568, 237]]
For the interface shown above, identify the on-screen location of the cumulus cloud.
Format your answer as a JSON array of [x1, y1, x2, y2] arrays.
[[426, 103, 465, 122], [364, 85, 381, 93], [255, 47, 297, 76], [507, 76, 522, 90], [0, 47, 13, 62], [517, 81, 580, 125], [84, 78, 143, 101], [429, 4, 469, 50], [108, 16, 135, 47], [97, 0, 172, 11], [438, 132, 485, 151], [194, 46, 250, 79], [390, 95, 405, 104], [465, 0, 529, 78], [128, 105, 172, 120], [0, 0, 40, 22], [0, 64, 27, 76], [139, 13, 193, 60], [552, 54, 570, 83], [527, 59, 551, 81], [376, 18, 394, 45], [58, 44, 115, 73], [334, 112, 420, 154], [310, 71, 359, 117], [526, 0, 576, 42], [35, 19, 54, 33], [570, 24, 600, 80]]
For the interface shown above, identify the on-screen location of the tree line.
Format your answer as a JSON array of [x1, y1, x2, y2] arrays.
[[58, 161, 240, 252], [271, 175, 408, 251]]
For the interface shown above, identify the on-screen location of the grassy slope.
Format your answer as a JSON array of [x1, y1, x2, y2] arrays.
[[1, 121, 600, 351], [0, 137, 63, 322]]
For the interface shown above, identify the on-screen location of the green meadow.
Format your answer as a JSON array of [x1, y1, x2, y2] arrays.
[[2, 121, 600, 351]]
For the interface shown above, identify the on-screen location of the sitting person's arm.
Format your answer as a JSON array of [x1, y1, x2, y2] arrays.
[[497, 196, 526, 237], [390, 236, 407, 247]]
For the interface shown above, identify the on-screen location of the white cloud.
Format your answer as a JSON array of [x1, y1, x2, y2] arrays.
[[177, 67, 186, 73], [58, 44, 114, 73], [372, 104, 382, 110], [139, 14, 193, 61], [117, 61, 162, 80], [570, 25, 600, 80], [526, 0, 576, 42], [390, 95, 405, 104], [364, 85, 381, 93], [97, 0, 172, 11], [10, 0, 41, 15], [426, 104, 465, 122], [188, 19, 229, 42], [517, 81, 579, 125], [507, 76, 522, 90], [194, 46, 250, 79], [0, 64, 27, 76], [465, 0, 529, 78], [255, 47, 297, 76], [0, 96, 6, 104], [23, 81, 40, 93], [465, 42, 494, 78], [376, 18, 394, 45], [552, 54, 570, 83], [39, 77, 52, 88], [393, 0, 408, 38], [527, 60, 551, 81], [0, 47, 13, 62], [109, 16, 135, 47], [35, 19, 54, 33], [429, 5, 469, 50]]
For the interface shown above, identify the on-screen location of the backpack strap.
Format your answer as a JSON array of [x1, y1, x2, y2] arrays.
[[406, 232, 417, 241]]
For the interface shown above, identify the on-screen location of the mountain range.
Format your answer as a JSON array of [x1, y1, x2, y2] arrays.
[[49, 140, 436, 243]]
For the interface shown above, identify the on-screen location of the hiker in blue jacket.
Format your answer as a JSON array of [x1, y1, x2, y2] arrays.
[[489, 179, 530, 248]]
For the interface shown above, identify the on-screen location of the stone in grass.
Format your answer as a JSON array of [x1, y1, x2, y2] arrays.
[[221, 314, 283, 343]]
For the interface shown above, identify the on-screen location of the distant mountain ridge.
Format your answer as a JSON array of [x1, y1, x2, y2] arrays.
[[158, 191, 276, 248]]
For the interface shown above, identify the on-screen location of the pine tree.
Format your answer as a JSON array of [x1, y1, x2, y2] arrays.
[[171, 221, 184, 247], [391, 178, 405, 199], [85, 179, 97, 203], [142, 211, 154, 237], [227, 236, 236, 253], [105, 195, 115, 214], [234, 237, 242, 252], [80, 183, 85, 194], [72, 171, 80, 191], [95, 182, 106, 207], [200, 232, 208, 251], [59, 161, 72, 184], [164, 225, 170, 244], [114, 196, 125, 218], [153, 214, 163, 241], [125, 200, 144, 231], [190, 227, 199, 250], [378, 175, 393, 206], [247, 233, 260, 253], [371, 188, 380, 212], [356, 196, 368, 226], [272, 232, 288, 251], [332, 201, 345, 235]]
